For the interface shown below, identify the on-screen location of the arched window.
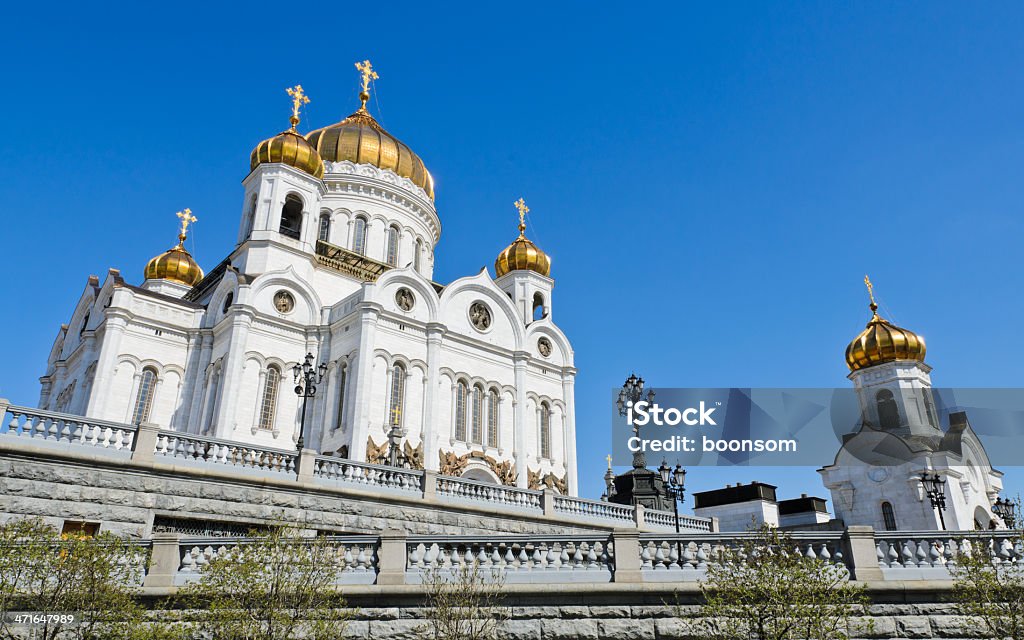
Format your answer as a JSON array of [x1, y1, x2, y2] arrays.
[[221, 292, 234, 314], [876, 389, 900, 430], [388, 364, 406, 426], [540, 402, 552, 459], [258, 366, 281, 430], [279, 195, 303, 240], [131, 368, 158, 424], [487, 389, 499, 447], [204, 369, 220, 433], [318, 213, 331, 243], [923, 388, 939, 427], [455, 381, 468, 441], [471, 385, 483, 444], [532, 293, 545, 321], [352, 217, 368, 255], [386, 225, 400, 266], [414, 238, 423, 272], [79, 312, 90, 337], [243, 194, 257, 240], [335, 364, 348, 431], [881, 501, 898, 531]]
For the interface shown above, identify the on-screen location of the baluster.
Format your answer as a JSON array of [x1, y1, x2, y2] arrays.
[[641, 542, 653, 569]]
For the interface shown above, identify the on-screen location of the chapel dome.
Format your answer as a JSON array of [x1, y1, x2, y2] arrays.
[[250, 85, 325, 179], [495, 199, 551, 278], [144, 209, 204, 287], [845, 285, 926, 372]]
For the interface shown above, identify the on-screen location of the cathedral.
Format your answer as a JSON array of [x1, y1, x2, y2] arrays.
[[38, 62, 578, 495]]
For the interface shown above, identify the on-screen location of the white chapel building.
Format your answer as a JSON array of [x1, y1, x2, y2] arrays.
[[38, 66, 578, 495]]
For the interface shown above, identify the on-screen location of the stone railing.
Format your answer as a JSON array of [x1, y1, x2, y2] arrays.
[[0, 402, 714, 534], [876, 530, 1023, 579], [155, 431, 297, 475], [403, 534, 614, 584], [0, 404, 136, 453]]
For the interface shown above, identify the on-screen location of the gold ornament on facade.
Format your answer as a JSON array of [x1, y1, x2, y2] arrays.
[[437, 450, 517, 486], [366, 436, 388, 465], [527, 468, 567, 494], [365, 436, 423, 470], [845, 275, 926, 372], [495, 197, 551, 278], [144, 209, 204, 287], [438, 450, 469, 477], [250, 84, 325, 179], [305, 60, 434, 200]]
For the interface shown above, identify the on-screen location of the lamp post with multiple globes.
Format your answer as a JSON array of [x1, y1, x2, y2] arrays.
[[919, 471, 948, 530], [658, 459, 687, 559], [993, 496, 1017, 529], [293, 352, 327, 452], [616, 374, 655, 469]]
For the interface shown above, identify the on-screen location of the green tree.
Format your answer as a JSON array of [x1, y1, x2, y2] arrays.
[[694, 525, 870, 640], [0, 518, 157, 640], [951, 534, 1024, 640], [419, 562, 506, 640], [177, 526, 354, 640]]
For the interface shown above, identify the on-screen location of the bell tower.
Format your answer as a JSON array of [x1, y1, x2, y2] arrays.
[[494, 198, 554, 324]]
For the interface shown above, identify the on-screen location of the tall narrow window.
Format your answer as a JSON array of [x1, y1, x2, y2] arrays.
[[540, 402, 551, 459], [279, 195, 303, 240], [470, 386, 483, 444], [352, 217, 367, 255], [335, 365, 348, 431], [386, 225, 400, 266], [414, 238, 423, 272], [532, 293, 545, 321], [388, 364, 406, 426], [131, 368, 157, 424], [876, 389, 899, 430], [922, 388, 939, 427], [487, 389, 499, 447], [258, 367, 281, 431], [204, 370, 220, 433], [455, 381, 467, 440], [244, 194, 257, 239], [79, 312, 90, 337], [881, 501, 898, 531], [318, 213, 331, 242]]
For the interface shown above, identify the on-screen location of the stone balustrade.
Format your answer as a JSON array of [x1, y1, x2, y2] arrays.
[[876, 530, 1024, 579], [0, 402, 713, 534]]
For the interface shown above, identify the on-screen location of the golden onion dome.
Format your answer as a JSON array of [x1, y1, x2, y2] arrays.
[[495, 198, 551, 278], [845, 277, 926, 372], [144, 209, 204, 286], [250, 85, 325, 179]]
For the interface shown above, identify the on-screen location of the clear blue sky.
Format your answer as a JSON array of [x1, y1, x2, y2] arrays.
[[2, 2, 1023, 511]]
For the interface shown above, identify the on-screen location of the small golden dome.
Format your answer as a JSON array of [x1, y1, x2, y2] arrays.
[[495, 198, 551, 278], [144, 209, 204, 287], [306, 108, 433, 199], [250, 85, 325, 179], [845, 279, 926, 371], [144, 245, 204, 287]]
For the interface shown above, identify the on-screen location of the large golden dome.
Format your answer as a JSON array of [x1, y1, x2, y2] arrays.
[[251, 128, 324, 179], [845, 281, 926, 372], [495, 199, 551, 278], [305, 107, 433, 200], [144, 209, 204, 287]]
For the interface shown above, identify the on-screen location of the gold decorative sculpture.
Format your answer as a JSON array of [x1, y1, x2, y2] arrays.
[[527, 467, 567, 494], [355, 59, 378, 110], [175, 208, 197, 244], [366, 436, 388, 465], [285, 84, 309, 130], [403, 440, 424, 470]]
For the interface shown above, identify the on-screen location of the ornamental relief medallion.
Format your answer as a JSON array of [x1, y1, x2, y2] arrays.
[[438, 449, 517, 487], [469, 302, 492, 331], [537, 337, 552, 358], [273, 290, 295, 314], [395, 287, 415, 312]]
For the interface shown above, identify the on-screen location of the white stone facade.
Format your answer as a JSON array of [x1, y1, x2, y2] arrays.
[[39, 158, 578, 494]]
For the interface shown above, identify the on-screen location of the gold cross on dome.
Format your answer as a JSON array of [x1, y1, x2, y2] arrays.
[[513, 198, 529, 234], [355, 60, 379, 108], [605, 454, 613, 470], [864, 274, 877, 308], [285, 85, 310, 129], [176, 209, 197, 241]]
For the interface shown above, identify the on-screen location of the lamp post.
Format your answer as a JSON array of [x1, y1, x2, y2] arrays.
[[616, 374, 655, 470], [293, 352, 327, 452], [658, 459, 687, 561], [387, 408, 409, 468], [993, 497, 1017, 529], [920, 471, 947, 530]]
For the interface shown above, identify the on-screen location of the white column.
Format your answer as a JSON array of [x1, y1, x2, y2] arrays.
[[562, 369, 578, 496], [349, 303, 382, 462], [184, 331, 214, 433], [513, 351, 529, 488], [422, 323, 445, 470], [214, 310, 254, 438], [86, 311, 128, 418]]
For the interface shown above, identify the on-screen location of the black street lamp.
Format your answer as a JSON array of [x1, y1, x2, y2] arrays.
[[387, 420, 410, 468], [658, 459, 687, 560], [617, 374, 656, 470], [920, 471, 947, 530], [993, 497, 1017, 529], [293, 352, 327, 452]]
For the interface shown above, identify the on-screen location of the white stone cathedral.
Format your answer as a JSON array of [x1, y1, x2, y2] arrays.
[[819, 282, 1003, 531], [38, 66, 578, 495]]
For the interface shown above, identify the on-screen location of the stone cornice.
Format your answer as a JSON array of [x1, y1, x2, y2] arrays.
[[322, 161, 440, 242]]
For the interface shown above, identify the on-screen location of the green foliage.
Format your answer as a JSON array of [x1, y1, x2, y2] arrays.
[[420, 563, 506, 640], [951, 534, 1024, 640], [0, 518, 154, 640], [177, 526, 354, 640], [695, 525, 870, 640]]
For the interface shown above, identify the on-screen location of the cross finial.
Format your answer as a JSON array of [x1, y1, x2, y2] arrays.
[[513, 198, 529, 236], [355, 60, 379, 110], [605, 454, 613, 470], [285, 85, 310, 130], [863, 274, 878, 312], [176, 209, 197, 245], [390, 406, 402, 425]]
